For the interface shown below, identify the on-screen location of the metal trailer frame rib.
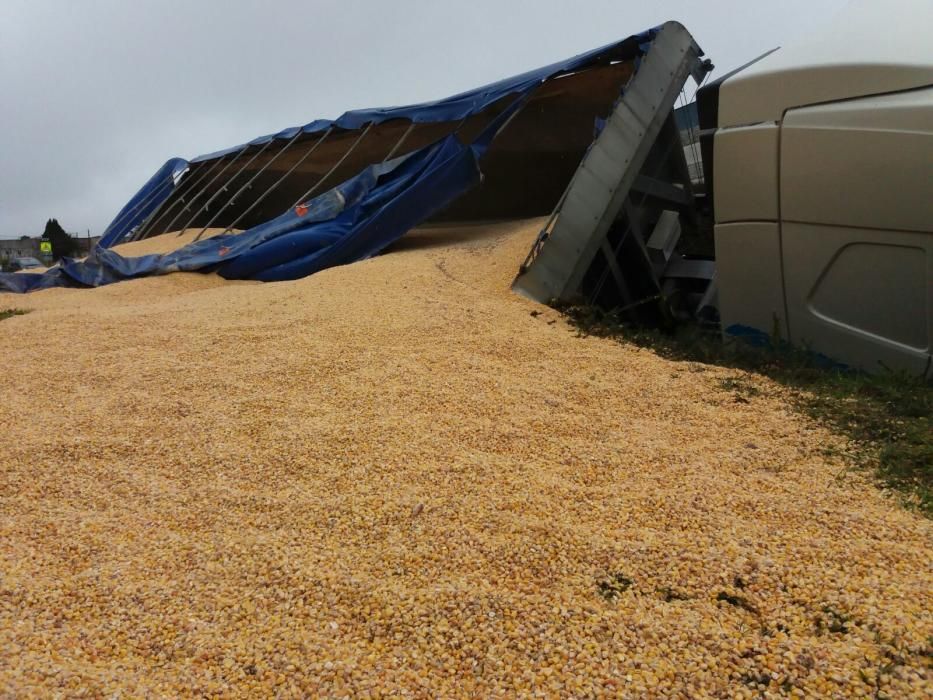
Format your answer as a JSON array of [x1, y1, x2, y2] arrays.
[[382, 122, 416, 162], [288, 123, 373, 210], [121, 177, 183, 244], [586, 120, 687, 306], [184, 130, 309, 241], [378, 114, 470, 167], [202, 113, 470, 242], [130, 168, 216, 241], [134, 154, 231, 241], [189, 139, 283, 241], [219, 126, 339, 236], [136, 154, 235, 241], [170, 143, 254, 236], [512, 21, 706, 304], [155, 162, 231, 239], [103, 167, 185, 244]]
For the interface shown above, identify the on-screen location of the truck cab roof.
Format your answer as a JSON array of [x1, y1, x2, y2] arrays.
[[713, 0, 933, 128]]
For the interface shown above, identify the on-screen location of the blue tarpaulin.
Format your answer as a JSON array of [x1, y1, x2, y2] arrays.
[[96, 158, 188, 249], [1, 27, 661, 294], [1, 132, 485, 294], [0, 97, 530, 294]]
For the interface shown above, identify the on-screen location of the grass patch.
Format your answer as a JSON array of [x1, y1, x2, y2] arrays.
[[555, 303, 932, 516], [0, 308, 30, 322]]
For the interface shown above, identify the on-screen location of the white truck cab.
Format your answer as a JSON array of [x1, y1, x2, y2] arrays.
[[698, 0, 933, 375]]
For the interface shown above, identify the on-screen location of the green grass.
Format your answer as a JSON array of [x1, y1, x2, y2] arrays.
[[555, 303, 932, 516], [0, 308, 30, 322]]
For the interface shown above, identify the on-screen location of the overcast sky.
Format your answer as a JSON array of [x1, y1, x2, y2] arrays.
[[0, 0, 848, 239]]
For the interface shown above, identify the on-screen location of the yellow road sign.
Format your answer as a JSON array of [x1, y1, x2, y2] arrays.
[[39, 240, 52, 253]]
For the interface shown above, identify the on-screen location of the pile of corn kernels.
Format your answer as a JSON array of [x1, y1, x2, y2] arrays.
[[1, 220, 929, 697]]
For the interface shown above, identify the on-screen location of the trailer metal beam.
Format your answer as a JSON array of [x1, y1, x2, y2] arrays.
[[185, 130, 309, 241], [103, 167, 184, 245], [512, 22, 705, 304], [179, 139, 274, 241], [289, 124, 373, 210], [166, 143, 253, 236], [221, 127, 338, 235], [178, 140, 283, 236], [631, 175, 691, 206], [382, 122, 416, 162], [134, 155, 229, 241]]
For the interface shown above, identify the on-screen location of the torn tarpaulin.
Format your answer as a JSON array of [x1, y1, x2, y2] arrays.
[[1, 131, 484, 294]]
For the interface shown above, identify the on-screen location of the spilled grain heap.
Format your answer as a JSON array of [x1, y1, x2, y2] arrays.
[[1, 220, 930, 697]]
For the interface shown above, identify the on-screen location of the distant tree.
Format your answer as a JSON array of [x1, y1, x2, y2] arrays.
[[19, 234, 30, 240], [42, 218, 78, 260]]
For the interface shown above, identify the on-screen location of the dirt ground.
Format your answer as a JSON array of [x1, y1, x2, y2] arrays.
[[1, 219, 930, 698]]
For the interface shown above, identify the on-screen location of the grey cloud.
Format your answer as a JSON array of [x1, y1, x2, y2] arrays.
[[0, 0, 848, 238]]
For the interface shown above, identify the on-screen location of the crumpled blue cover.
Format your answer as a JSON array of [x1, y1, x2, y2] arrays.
[[97, 158, 189, 249], [0, 126, 489, 294]]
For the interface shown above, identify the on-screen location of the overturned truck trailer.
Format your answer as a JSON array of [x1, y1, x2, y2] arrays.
[[511, 22, 713, 326], [1, 22, 707, 298]]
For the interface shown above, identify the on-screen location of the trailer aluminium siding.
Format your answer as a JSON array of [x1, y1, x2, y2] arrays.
[[513, 23, 714, 325]]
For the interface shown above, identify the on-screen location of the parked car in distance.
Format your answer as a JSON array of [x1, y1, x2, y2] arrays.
[[8, 256, 44, 272]]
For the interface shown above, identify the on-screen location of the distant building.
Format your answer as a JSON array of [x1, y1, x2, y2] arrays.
[[73, 235, 102, 256], [1, 234, 99, 267], [0, 238, 40, 260]]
